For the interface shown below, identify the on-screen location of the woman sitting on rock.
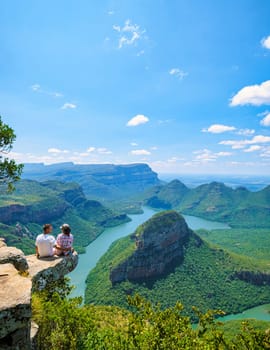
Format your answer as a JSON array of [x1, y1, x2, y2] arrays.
[[54, 224, 74, 256]]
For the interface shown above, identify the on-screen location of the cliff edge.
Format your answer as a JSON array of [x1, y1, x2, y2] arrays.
[[0, 238, 78, 349]]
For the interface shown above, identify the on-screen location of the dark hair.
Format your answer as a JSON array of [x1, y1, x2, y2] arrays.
[[62, 226, 71, 235], [43, 224, 52, 233]]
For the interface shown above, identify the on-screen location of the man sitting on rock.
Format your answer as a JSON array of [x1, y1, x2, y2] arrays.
[[35, 224, 56, 258]]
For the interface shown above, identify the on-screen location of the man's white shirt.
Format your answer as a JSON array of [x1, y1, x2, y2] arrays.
[[35, 234, 55, 257]]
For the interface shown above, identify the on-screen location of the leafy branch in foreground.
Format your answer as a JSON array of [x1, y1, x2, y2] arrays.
[[0, 116, 23, 192], [32, 280, 270, 349]]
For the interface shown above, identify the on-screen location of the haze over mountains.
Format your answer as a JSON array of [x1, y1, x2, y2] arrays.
[[22, 163, 161, 201]]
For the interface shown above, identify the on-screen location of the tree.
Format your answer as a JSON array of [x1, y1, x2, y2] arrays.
[[0, 116, 23, 191]]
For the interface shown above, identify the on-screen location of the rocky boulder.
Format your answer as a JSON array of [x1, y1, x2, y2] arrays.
[[0, 246, 29, 272]]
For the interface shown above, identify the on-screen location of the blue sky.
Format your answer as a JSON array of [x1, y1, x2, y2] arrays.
[[1, 0, 270, 174]]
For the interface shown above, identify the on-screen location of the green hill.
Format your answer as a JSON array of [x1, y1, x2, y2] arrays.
[[143, 181, 270, 228], [0, 180, 130, 254], [85, 211, 270, 319]]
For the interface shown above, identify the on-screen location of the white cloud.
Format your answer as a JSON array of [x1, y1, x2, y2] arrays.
[[48, 148, 69, 154], [53, 92, 63, 98], [61, 103, 77, 110], [87, 147, 96, 153], [220, 135, 270, 149], [260, 113, 270, 126], [202, 124, 236, 134], [108, 10, 115, 16], [261, 36, 270, 49], [131, 149, 151, 156], [167, 156, 185, 163], [237, 128, 255, 136], [257, 110, 269, 117], [9, 146, 116, 165], [97, 148, 112, 155], [113, 25, 121, 32], [230, 80, 270, 106], [169, 68, 188, 80], [31, 84, 41, 91], [244, 145, 262, 153], [216, 152, 232, 156], [31, 84, 63, 98], [260, 146, 270, 158], [130, 142, 138, 146], [77, 152, 90, 157], [137, 50, 145, 56], [113, 20, 145, 49], [126, 114, 149, 127], [157, 119, 172, 125], [193, 149, 232, 162], [150, 146, 158, 150]]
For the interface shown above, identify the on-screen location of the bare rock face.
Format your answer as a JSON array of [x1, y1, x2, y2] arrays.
[[0, 237, 6, 248], [0, 263, 32, 349], [28, 253, 79, 291], [110, 211, 192, 285], [0, 240, 78, 349], [0, 246, 29, 272]]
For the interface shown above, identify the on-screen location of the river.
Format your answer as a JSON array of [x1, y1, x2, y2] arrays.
[[69, 207, 270, 322]]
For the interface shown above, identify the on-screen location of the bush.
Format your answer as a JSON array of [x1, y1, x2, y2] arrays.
[[32, 280, 270, 349]]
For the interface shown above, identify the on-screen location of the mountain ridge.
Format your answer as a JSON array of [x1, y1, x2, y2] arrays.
[[22, 162, 161, 201], [143, 180, 270, 228]]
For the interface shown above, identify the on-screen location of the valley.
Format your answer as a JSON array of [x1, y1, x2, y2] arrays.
[[0, 162, 269, 329]]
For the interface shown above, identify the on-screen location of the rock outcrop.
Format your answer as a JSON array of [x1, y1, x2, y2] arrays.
[[0, 246, 29, 272], [0, 239, 78, 349], [28, 254, 78, 291], [110, 211, 192, 285]]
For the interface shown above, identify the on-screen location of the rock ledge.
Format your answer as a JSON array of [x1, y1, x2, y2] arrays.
[[0, 239, 78, 349]]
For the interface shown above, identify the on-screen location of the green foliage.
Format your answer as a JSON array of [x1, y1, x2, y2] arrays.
[[197, 228, 270, 261], [0, 179, 129, 254], [0, 116, 23, 192], [85, 233, 270, 319], [134, 210, 185, 238], [217, 319, 270, 341], [32, 282, 270, 350], [0, 223, 35, 254]]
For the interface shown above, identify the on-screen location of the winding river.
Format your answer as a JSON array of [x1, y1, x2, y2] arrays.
[[69, 207, 270, 322]]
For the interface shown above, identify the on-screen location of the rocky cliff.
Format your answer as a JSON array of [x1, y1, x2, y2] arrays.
[[22, 163, 161, 200], [0, 238, 78, 349], [234, 270, 270, 286], [110, 211, 194, 285]]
